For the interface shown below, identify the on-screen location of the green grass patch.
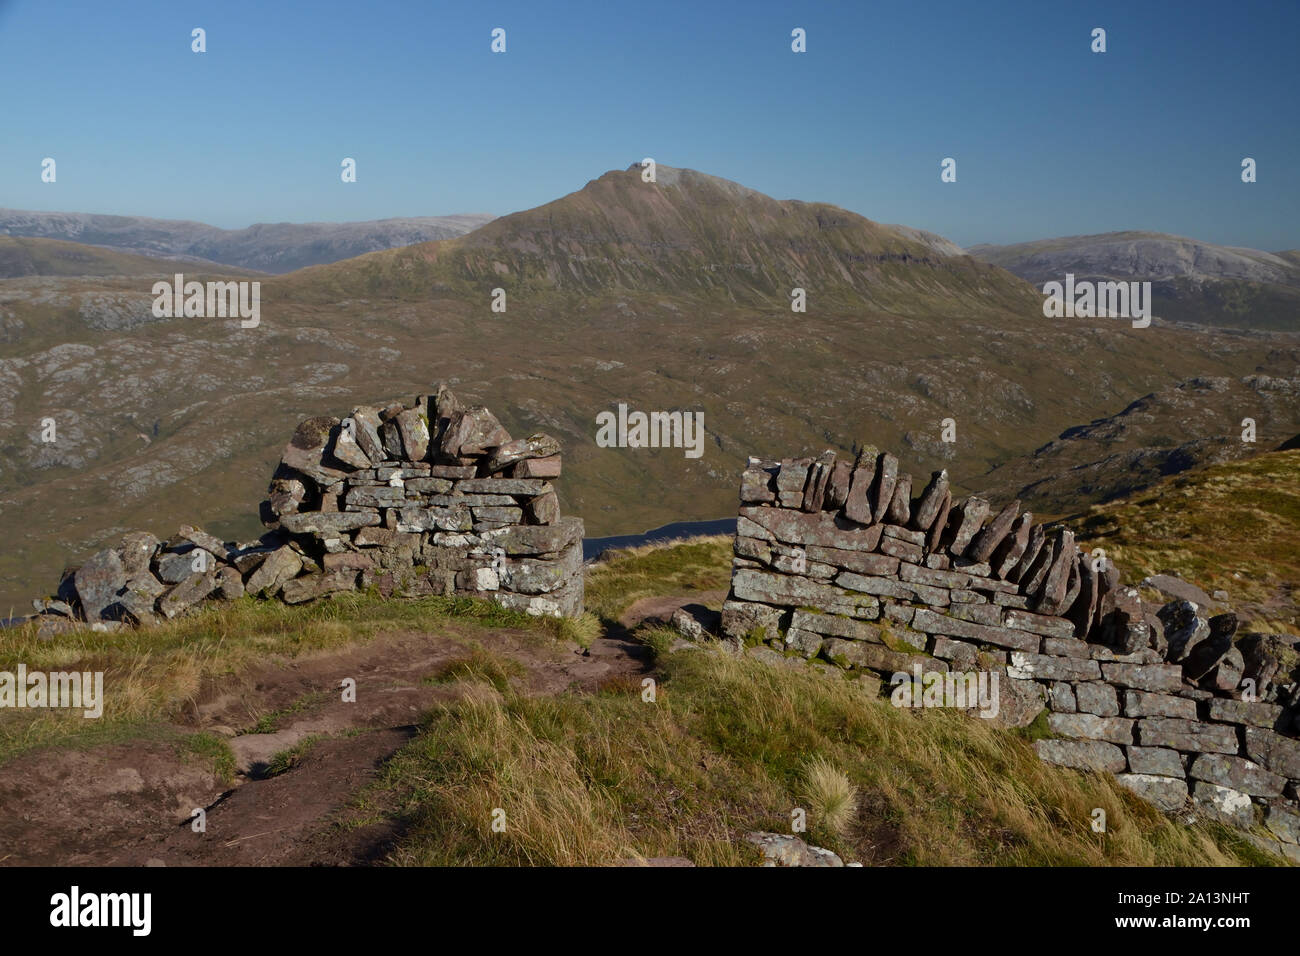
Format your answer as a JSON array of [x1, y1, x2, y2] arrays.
[[179, 731, 237, 784], [425, 649, 526, 695], [247, 690, 330, 734], [263, 734, 324, 778], [585, 535, 733, 621]]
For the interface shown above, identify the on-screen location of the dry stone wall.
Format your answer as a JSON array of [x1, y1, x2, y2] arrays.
[[721, 446, 1300, 853], [25, 383, 584, 634]]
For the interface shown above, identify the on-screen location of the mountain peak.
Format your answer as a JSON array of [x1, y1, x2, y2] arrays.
[[406, 162, 1031, 311], [617, 162, 767, 198]]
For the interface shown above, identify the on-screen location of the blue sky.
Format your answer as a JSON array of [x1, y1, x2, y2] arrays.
[[1, 0, 1296, 248]]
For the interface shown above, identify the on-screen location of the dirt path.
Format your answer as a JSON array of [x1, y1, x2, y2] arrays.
[[0, 620, 653, 866]]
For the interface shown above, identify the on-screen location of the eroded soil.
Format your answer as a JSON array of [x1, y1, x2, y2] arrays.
[[0, 621, 653, 866]]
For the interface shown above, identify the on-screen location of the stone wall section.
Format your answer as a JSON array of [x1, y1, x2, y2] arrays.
[[720, 447, 1300, 854], [25, 383, 584, 632]]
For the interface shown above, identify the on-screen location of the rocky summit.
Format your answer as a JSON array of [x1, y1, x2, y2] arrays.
[[22, 384, 584, 636]]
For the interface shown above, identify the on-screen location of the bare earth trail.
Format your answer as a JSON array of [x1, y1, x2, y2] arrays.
[[0, 621, 654, 866]]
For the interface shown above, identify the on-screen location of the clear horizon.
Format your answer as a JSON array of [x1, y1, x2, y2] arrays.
[[1, 0, 1297, 250]]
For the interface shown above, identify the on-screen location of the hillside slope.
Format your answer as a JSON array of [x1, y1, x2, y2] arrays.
[[975, 373, 1300, 514], [0, 236, 265, 279], [1071, 448, 1300, 632]]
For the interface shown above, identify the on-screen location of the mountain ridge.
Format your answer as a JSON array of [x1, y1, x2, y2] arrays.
[[0, 208, 496, 274], [969, 230, 1300, 331]]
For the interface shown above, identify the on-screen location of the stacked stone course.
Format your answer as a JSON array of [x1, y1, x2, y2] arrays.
[[721, 446, 1300, 854], [25, 383, 584, 632]]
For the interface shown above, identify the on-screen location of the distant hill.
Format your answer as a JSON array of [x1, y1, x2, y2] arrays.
[[968, 231, 1300, 331], [0, 236, 262, 279], [0, 208, 495, 274]]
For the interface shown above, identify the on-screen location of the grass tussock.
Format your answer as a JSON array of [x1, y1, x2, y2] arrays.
[[802, 756, 858, 838], [370, 642, 1276, 867], [426, 649, 526, 695]]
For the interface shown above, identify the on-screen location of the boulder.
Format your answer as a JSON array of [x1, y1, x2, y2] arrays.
[[823, 460, 852, 511], [740, 459, 779, 504], [870, 453, 898, 523], [1006, 524, 1045, 584], [178, 526, 231, 562], [118, 532, 161, 577], [1116, 774, 1188, 811], [1182, 612, 1237, 682], [744, 832, 843, 867], [394, 407, 432, 461], [909, 470, 948, 532], [1126, 746, 1185, 777], [1190, 782, 1255, 828], [1189, 754, 1285, 797], [1099, 586, 1149, 653], [74, 549, 126, 622], [801, 452, 835, 513], [884, 472, 912, 525], [946, 496, 989, 556], [246, 546, 303, 596], [1141, 574, 1217, 610], [215, 566, 245, 601], [924, 490, 951, 553], [769, 459, 808, 510], [1159, 600, 1209, 662], [281, 416, 349, 486], [1034, 528, 1076, 616], [440, 406, 510, 458], [1034, 739, 1126, 773], [485, 434, 562, 474], [1237, 633, 1282, 697], [279, 511, 380, 535], [348, 407, 387, 463], [524, 491, 559, 526], [1206, 646, 1245, 694], [720, 599, 786, 642], [967, 499, 1020, 563], [1136, 717, 1239, 754], [266, 474, 307, 518], [158, 570, 218, 619], [281, 571, 358, 605], [512, 454, 562, 478], [331, 422, 373, 469]]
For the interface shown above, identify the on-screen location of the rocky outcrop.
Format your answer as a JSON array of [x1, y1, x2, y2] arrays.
[[21, 384, 583, 634], [714, 446, 1300, 856]]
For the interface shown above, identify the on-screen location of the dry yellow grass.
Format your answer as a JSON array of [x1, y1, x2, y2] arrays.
[[802, 756, 858, 837]]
